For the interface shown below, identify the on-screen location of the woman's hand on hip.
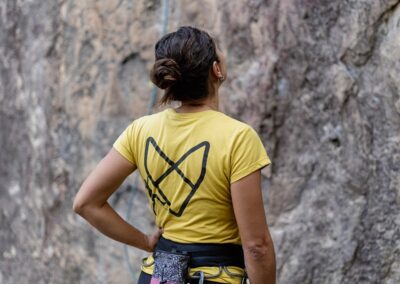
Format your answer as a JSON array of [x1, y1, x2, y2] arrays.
[[146, 228, 164, 252]]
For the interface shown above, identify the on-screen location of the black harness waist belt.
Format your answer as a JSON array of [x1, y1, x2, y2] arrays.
[[155, 236, 245, 269]]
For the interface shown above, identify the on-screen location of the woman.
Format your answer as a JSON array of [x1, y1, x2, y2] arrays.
[[73, 26, 276, 284]]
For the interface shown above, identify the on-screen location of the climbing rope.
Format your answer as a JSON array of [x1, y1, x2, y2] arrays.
[[123, 0, 170, 281]]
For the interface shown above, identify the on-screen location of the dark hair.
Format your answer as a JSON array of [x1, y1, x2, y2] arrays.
[[150, 26, 219, 105]]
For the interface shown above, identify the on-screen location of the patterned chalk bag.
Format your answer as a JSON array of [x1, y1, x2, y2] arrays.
[[150, 249, 190, 284]]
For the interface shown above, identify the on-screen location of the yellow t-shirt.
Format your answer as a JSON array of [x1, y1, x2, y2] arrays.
[[113, 107, 271, 283]]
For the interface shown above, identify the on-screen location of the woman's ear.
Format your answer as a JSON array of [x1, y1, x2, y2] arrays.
[[212, 61, 222, 79]]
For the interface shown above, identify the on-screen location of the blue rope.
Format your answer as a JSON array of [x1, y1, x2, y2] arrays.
[[147, 0, 169, 114], [124, 0, 170, 280], [123, 182, 139, 279]]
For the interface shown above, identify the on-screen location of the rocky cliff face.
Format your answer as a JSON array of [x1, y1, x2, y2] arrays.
[[1, 0, 399, 283]]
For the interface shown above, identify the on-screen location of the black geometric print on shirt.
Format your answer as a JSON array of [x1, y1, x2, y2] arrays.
[[143, 136, 210, 217]]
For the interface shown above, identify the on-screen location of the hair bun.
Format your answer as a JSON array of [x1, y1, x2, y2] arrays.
[[150, 58, 182, 89]]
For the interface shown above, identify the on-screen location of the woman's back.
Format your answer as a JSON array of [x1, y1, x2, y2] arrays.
[[113, 107, 271, 244]]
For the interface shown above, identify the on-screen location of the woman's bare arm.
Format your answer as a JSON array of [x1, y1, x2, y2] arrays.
[[231, 170, 276, 284], [72, 148, 161, 252]]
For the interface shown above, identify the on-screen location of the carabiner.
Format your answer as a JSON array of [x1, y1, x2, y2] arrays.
[[141, 257, 154, 267]]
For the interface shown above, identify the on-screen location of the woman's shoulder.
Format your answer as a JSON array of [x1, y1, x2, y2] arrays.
[[127, 110, 167, 127], [131, 109, 255, 134], [214, 111, 255, 133]]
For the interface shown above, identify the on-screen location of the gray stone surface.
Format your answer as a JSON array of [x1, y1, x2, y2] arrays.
[[0, 0, 399, 283]]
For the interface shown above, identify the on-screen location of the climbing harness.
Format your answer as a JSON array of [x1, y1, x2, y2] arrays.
[[190, 267, 248, 284], [148, 236, 248, 283]]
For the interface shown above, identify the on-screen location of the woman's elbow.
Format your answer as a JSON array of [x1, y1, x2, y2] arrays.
[[72, 198, 85, 214], [243, 237, 274, 261], [72, 192, 89, 215]]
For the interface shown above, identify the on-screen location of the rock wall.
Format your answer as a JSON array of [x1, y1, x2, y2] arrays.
[[0, 0, 399, 283]]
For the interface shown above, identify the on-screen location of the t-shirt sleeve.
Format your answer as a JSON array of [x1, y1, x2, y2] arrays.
[[112, 121, 137, 166], [230, 126, 271, 184]]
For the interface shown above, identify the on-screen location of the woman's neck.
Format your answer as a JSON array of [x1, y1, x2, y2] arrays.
[[175, 94, 219, 113]]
